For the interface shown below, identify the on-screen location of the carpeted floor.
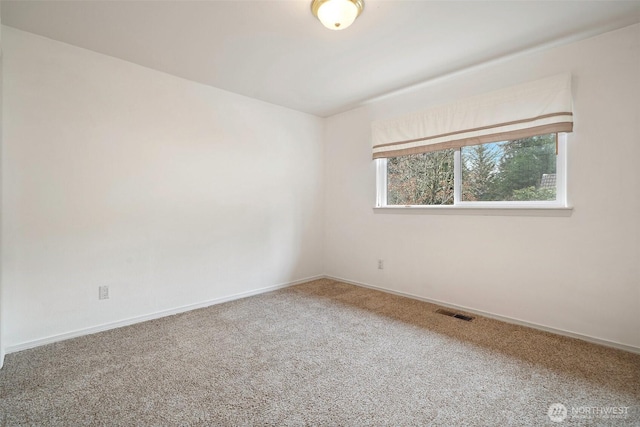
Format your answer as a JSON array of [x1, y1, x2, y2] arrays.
[[1, 279, 639, 426]]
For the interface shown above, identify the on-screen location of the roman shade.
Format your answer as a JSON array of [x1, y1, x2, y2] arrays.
[[372, 73, 573, 159]]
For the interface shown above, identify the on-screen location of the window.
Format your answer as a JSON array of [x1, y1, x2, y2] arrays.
[[387, 149, 455, 205], [377, 133, 566, 207], [372, 74, 573, 210]]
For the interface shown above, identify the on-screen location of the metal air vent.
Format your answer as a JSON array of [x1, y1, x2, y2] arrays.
[[436, 308, 474, 322]]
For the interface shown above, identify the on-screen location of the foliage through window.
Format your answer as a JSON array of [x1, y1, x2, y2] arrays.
[[381, 133, 564, 206], [387, 149, 455, 205]]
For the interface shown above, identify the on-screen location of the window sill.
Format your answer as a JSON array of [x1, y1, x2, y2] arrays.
[[373, 205, 573, 217]]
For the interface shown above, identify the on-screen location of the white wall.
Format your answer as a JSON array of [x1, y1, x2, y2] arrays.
[[324, 24, 640, 350], [0, 12, 5, 368], [1, 26, 324, 350]]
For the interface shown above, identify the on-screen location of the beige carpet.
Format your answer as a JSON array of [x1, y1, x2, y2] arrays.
[[1, 279, 639, 426]]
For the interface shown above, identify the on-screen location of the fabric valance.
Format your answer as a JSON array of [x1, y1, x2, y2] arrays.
[[372, 73, 573, 159]]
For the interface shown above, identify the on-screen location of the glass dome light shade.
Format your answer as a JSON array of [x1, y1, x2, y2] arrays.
[[312, 0, 364, 31]]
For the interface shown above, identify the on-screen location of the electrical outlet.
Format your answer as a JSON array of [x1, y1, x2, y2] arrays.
[[99, 285, 109, 300], [378, 259, 384, 270]]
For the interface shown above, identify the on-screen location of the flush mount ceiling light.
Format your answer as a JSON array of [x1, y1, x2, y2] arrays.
[[311, 0, 364, 31]]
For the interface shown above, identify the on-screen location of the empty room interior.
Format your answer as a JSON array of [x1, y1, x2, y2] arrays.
[[1, 0, 639, 425]]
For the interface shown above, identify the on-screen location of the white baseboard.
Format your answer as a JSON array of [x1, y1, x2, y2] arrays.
[[5, 275, 323, 355], [325, 275, 640, 355], [6, 274, 638, 358], [0, 347, 5, 369]]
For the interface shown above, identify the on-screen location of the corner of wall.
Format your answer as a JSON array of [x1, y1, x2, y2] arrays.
[[320, 116, 329, 275]]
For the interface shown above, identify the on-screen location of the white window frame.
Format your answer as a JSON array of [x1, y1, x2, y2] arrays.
[[375, 133, 568, 210]]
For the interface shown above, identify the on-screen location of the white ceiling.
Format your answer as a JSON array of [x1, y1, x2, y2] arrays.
[[2, 0, 640, 117]]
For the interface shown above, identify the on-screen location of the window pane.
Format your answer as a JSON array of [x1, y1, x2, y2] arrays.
[[461, 133, 557, 202], [387, 149, 454, 205]]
